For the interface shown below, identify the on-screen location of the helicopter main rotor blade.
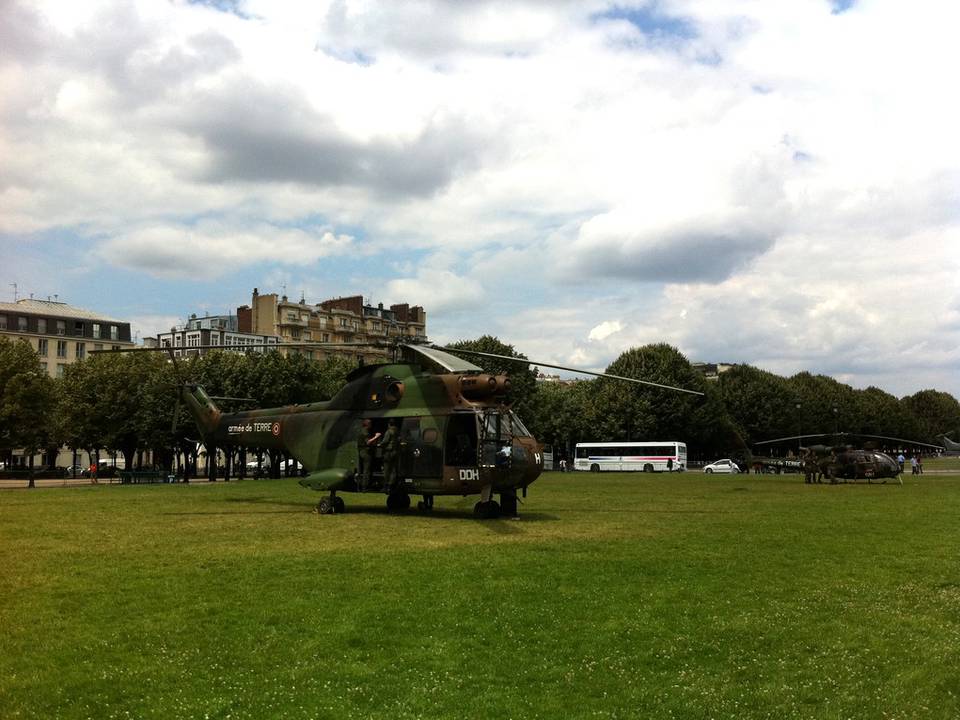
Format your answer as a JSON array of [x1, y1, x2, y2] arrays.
[[755, 432, 943, 449], [435, 347, 704, 396]]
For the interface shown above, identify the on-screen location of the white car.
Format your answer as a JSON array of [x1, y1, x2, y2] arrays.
[[703, 459, 741, 474]]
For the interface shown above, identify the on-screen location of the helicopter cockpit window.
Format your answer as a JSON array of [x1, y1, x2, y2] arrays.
[[507, 411, 530, 437], [480, 411, 515, 467]]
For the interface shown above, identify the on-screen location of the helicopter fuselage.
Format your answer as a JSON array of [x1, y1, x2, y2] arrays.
[[179, 362, 544, 500]]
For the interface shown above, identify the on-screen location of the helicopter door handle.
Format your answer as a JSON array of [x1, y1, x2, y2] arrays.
[[412, 448, 421, 458]]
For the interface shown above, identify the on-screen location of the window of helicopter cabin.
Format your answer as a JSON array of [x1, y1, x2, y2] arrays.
[[56, 320, 65, 335], [92, 323, 101, 339], [110, 325, 118, 340], [37, 318, 46, 334]]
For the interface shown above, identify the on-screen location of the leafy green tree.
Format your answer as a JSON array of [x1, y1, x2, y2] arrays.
[[851, 386, 921, 441], [0, 338, 55, 484], [901, 389, 960, 444], [594, 343, 707, 441], [525, 380, 594, 458], [717, 365, 798, 445]]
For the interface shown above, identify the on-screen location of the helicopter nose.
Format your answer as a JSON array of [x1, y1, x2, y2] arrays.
[[510, 438, 543, 484]]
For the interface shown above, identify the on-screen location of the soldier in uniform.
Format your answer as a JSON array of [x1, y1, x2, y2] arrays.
[[356, 419, 381, 491], [381, 419, 399, 494]]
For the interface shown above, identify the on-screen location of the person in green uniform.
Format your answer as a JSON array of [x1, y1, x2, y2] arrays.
[[381, 419, 399, 494], [356, 419, 380, 491]]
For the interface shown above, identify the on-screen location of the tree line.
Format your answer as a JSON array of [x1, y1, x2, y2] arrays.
[[450, 337, 960, 460], [0, 337, 353, 479], [2, 335, 959, 479]]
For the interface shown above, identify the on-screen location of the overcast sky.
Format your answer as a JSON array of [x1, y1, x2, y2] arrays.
[[2, 0, 959, 398]]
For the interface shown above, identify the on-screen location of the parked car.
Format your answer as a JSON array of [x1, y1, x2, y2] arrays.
[[703, 459, 741, 474]]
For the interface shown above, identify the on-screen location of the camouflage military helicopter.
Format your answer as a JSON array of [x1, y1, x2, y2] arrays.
[[107, 341, 702, 518], [754, 433, 940, 484]]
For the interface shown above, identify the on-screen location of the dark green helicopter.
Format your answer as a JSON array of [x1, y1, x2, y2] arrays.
[[104, 342, 702, 518], [753, 433, 941, 484]]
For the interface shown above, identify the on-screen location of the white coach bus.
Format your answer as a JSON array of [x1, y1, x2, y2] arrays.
[[574, 441, 687, 473]]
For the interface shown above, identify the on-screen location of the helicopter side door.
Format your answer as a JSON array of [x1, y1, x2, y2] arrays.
[[399, 417, 442, 480]]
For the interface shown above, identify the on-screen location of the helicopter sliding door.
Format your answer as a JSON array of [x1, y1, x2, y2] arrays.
[[399, 417, 442, 478], [444, 413, 478, 467]]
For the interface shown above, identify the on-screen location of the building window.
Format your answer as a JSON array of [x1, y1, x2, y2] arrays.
[[110, 325, 118, 340], [340, 318, 348, 327], [0, 315, 6, 330], [74, 321, 84, 335], [56, 320, 65, 335], [38, 339, 48, 357], [111, 345, 120, 351], [291, 329, 301, 340], [94, 344, 103, 352], [18, 316, 28, 332], [76, 342, 86, 360], [37, 318, 46, 334], [322, 333, 330, 343], [93, 323, 101, 339], [56, 340, 67, 358], [56, 364, 67, 378]]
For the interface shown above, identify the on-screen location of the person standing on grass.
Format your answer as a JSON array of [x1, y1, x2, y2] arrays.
[[917, 454, 924, 474], [910, 455, 918, 474]]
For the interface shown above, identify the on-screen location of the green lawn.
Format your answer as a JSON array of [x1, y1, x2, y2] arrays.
[[2, 472, 958, 719]]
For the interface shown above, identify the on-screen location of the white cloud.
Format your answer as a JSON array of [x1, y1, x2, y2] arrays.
[[1, 0, 959, 397], [386, 267, 484, 314], [97, 223, 352, 278], [588, 320, 623, 342]]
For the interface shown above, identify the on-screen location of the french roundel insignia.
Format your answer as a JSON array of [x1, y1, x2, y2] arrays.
[[272, 422, 281, 436]]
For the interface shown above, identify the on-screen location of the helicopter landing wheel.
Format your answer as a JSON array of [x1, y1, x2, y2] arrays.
[[499, 493, 518, 518], [387, 492, 411, 513], [417, 496, 434, 512], [315, 497, 334, 515], [334, 496, 346, 513], [474, 500, 501, 519]]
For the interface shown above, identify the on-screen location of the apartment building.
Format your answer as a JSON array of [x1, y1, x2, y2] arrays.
[[154, 313, 281, 357], [0, 299, 134, 378], [241, 288, 427, 364]]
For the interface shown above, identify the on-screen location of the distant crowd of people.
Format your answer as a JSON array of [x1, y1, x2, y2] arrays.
[[896, 452, 924, 475]]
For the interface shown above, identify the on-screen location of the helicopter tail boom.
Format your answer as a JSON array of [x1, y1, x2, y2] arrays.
[[178, 384, 222, 440]]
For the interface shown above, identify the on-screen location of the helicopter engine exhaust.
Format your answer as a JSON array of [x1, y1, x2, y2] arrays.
[[459, 374, 504, 400]]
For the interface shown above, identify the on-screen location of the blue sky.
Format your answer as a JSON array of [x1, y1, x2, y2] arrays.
[[2, 0, 959, 398]]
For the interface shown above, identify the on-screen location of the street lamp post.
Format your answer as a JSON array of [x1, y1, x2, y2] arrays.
[[796, 403, 802, 455]]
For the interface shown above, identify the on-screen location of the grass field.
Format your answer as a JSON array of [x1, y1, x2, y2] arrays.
[[2, 471, 959, 719]]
